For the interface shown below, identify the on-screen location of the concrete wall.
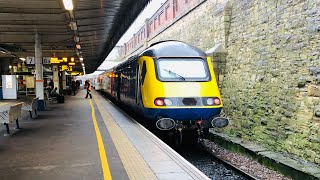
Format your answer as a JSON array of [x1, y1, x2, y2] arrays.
[[121, 0, 320, 164]]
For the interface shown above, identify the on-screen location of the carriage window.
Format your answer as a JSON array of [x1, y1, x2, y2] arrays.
[[156, 58, 210, 82]]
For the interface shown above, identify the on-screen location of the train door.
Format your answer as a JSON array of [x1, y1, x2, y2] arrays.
[[137, 61, 147, 106], [136, 64, 141, 105]]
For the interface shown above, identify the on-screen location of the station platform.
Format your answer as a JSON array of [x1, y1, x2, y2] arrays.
[[0, 90, 210, 180]]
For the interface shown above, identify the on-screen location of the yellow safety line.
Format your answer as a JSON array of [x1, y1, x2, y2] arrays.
[[89, 99, 112, 180], [93, 94, 157, 180], [0, 103, 8, 106]]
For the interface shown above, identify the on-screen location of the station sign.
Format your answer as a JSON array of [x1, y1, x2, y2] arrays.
[[60, 65, 73, 71], [43, 57, 51, 64], [50, 57, 61, 64], [71, 72, 82, 76], [26, 57, 35, 64]]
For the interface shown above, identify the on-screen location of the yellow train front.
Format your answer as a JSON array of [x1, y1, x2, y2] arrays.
[[103, 41, 228, 135]]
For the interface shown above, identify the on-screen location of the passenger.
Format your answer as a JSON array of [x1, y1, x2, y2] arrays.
[[50, 87, 59, 97], [71, 80, 76, 96], [85, 79, 92, 99], [48, 79, 54, 94], [84, 80, 89, 89], [75, 80, 80, 90]]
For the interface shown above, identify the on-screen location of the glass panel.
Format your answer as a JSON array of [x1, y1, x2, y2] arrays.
[[157, 58, 210, 81]]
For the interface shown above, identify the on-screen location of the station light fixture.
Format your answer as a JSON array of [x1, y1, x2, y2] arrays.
[[63, 0, 74, 10], [76, 44, 81, 49], [74, 36, 80, 43], [80, 57, 83, 61], [0, 49, 6, 54], [70, 21, 77, 31], [19, 57, 26, 61], [71, 57, 74, 62]]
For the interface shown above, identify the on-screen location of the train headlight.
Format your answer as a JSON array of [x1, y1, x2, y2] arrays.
[[214, 97, 221, 105], [206, 98, 214, 105], [155, 98, 173, 106], [164, 98, 173, 106], [154, 98, 165, 106], [205, 97, 221, 105]]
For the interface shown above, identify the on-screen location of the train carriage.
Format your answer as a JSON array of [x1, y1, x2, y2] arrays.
[[99, 41, 228, 140]]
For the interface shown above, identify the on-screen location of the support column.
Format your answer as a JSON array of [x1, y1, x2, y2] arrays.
[[53, 65, 60, 92], [62, 71, 67, 90], [35, 33, 45, 110]]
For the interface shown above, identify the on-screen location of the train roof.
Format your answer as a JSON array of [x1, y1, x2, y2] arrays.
[[112, 41, 206, 71], [140, 40, 207, 57]]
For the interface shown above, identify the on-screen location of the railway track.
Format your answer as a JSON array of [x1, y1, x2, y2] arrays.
[[197, 140, 257, 180], [160, 132, 257, 180]]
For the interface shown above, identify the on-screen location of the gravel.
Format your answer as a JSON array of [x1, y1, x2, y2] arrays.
[[180, 148, 248, 180], [201, 139, 292, 180]]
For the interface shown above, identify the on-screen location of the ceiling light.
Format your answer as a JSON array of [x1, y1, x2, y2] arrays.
[[80, 57, 83, 61], [0, 49, 6, 54], [74, 36, 80, 43], [70, 21, 77, 30], [63, 0, 74, 10], [76, 44, 81, 49], [19, 57, 26, 61]]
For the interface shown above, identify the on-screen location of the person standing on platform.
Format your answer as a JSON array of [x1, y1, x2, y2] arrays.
[[71, 80, 76, 96], [48, 79, 54, 94], [85, 79, 92, 99], [75, 80, 80, 90]]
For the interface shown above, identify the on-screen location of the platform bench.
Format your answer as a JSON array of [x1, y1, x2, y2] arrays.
[[0, 103, 23, 134], [21, 97, 39, 118]]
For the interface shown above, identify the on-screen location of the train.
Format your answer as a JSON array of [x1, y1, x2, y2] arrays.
[[96, 40, 229, 142]]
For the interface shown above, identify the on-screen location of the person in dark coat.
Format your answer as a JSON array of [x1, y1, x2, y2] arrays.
[[48, 79, 54, 94], [71, 80, 76, 96], [85, 79, 92, 99], [75, 80, 80, 90]]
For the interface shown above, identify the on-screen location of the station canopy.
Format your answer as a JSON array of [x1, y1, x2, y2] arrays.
[[0, 0, 150, 73]]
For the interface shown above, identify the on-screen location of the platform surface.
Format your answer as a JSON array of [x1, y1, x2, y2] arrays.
[[0, 90, 209, 180]]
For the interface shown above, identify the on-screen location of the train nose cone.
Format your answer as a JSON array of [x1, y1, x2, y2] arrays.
[[211, 117, 229, 128], [156, 118, 176, 130]]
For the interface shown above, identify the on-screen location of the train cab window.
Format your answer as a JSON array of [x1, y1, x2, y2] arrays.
[[141, 61, 147, 85], [156, 58, 211, 82]]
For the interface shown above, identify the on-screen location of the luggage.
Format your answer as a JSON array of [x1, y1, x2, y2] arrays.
[[57, 95, 64, 103]]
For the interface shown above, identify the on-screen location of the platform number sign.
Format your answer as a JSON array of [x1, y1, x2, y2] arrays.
[[43, 57, 51, 64], [26, 56, 35, 64]]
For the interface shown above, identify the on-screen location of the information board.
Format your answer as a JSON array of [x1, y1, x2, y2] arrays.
[[26, 76, 35, 88], [2, 75, 17, 99]]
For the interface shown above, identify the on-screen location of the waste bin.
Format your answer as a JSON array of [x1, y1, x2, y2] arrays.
[[57, 94, 64, 103]]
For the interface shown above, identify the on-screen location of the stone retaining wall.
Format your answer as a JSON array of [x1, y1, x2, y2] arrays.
[[125, 0, 320, 164]]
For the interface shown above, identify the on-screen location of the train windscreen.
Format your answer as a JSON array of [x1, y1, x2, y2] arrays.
[[155, 58, 211, 82]]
